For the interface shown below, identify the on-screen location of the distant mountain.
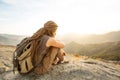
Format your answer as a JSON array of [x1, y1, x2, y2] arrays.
[[57, 30, 120, 44], [64, 41, 120, 60], [0, 34, 25, 46], [0, 30, 120, 46]]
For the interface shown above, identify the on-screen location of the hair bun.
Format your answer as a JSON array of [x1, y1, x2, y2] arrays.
[[44, 21, 58, 30]]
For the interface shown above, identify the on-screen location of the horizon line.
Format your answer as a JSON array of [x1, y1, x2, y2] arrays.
[[0, 30, 120, 36]]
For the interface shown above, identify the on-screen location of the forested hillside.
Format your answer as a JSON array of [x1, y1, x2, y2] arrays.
[[64, 41, 120, 60]]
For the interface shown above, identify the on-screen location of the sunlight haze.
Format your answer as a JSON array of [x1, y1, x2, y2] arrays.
[[0, 0, 120, 35]]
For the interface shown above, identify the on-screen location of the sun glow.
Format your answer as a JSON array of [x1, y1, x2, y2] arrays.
[[0, 0, 120, 35]]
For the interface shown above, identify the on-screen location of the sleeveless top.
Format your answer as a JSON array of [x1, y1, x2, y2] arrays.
[[40, 35, 50, 52], [34, 35, 50, 65]]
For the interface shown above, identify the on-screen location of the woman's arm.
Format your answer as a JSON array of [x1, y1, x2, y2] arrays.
[[46, 38, 65, 48]]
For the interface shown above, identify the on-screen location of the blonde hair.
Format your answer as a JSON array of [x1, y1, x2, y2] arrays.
[[31, 21, 58, 39], [30, 21, 58, 65]]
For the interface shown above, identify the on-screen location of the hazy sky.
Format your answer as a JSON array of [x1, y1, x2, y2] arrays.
[[0, 0, 120, 35]]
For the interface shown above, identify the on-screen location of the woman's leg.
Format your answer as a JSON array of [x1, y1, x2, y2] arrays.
[[34, 47, 60, 75], [56, 49, 65, 62]]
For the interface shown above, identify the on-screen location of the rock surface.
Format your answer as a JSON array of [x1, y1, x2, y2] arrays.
[[0, 45, 120, 80]]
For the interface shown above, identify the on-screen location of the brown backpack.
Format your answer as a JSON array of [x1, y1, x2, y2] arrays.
[[13, 36, 49, 74], [13, 37, 34, 74]]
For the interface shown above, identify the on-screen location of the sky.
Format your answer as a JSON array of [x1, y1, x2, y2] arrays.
[[0, 0, 120, 36]]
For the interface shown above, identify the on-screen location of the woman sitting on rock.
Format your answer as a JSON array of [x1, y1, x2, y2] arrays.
[[30, 20, 67, 75]]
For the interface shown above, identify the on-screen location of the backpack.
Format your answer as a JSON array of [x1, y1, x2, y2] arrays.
[[13, 37, 34, 74], [13, 36, 49, 74]]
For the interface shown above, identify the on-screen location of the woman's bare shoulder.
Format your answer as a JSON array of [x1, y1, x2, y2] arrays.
[[46, 37, 65, 48]]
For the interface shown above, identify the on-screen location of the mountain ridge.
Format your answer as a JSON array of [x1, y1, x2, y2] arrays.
[[0, 30, 120, 45], [57, 30, 120, 44], [0, 34, 25, 45]]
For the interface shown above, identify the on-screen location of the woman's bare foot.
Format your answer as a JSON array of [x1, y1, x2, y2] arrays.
[[52, 57, 59, 65], [58, 60, 69, 64]]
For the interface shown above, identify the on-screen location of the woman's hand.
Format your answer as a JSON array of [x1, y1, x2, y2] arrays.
[[62, 50, 66, 56]]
